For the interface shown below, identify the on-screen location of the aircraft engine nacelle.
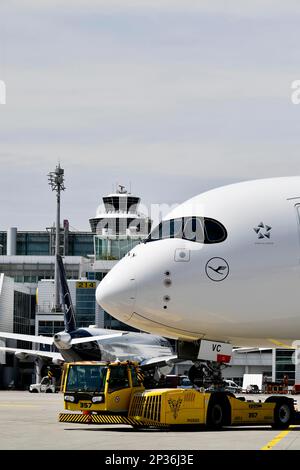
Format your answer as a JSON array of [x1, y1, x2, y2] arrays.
[[54, 332, 72, 350]]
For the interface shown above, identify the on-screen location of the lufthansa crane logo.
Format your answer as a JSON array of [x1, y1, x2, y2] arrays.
[[205, 258, 229, 282]]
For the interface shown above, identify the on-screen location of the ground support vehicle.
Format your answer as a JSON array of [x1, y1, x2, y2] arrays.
[[59, 361, 300, 430], [29, 376, 57, 393]]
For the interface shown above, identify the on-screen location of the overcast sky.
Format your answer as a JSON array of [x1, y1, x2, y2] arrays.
[[1, 1, 300, 230]]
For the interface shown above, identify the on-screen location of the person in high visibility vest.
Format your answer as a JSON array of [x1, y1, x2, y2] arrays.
[[48, 370, 54, 384]]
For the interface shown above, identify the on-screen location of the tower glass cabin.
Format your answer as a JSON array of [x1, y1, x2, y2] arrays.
[[90, 185, 151, 261]]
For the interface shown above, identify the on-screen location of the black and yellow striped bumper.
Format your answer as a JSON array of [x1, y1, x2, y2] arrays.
[[58, 413, 167, 427]]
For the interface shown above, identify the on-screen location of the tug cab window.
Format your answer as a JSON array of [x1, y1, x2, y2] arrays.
[[130, 366, 141, 387], [108, 366, 130, 393], [145, 217, 227, 244], [66, 365, 107, 392]]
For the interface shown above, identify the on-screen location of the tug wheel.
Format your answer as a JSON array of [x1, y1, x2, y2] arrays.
[[272, 401, 294, 429], [207, 400, 224, 429], [206, 394, 231, 430]]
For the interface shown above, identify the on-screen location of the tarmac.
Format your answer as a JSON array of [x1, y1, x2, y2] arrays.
[[1, 391, 300, 450]]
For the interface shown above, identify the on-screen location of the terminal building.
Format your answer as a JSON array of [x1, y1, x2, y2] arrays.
[[0, 185, 298, 389], [0, 274, 36, 388], [0, 185, 152, 387], [0, 222, 94, 258]]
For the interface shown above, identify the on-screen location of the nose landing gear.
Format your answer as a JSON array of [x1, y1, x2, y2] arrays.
[[178, 339, 233, 389], [188, 361, 229, 389]]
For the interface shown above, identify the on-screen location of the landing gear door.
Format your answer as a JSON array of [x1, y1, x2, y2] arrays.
[[197, 340, 232, 363]]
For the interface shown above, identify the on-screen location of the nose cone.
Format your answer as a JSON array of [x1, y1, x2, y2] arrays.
[[96, 260, 136, 321]]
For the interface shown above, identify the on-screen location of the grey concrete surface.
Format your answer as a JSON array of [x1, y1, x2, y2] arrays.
[[0, 391, 300, 450]]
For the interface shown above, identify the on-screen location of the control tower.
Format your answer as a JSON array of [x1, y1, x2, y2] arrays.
[[90, 185, 151, 262]]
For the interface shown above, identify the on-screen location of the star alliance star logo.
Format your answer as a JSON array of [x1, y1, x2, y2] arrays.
[[253, 222, 272, 239]]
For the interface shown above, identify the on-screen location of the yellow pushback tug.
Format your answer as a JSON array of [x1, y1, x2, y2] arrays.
[[59, 361, 299, 430]]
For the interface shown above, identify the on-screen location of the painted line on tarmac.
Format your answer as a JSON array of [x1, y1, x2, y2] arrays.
[[0, 403, 37, 407], [261, 426, 296, 450]]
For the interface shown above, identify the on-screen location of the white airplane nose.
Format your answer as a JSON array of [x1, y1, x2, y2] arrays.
[[96, 264, 136, 321]]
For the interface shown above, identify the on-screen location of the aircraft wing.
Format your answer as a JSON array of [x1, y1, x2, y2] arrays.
[[0, 346, 63, 362], [234, 347, 272, 353], [0, 331, 53, 345], [0, 331, 127, 347], [140, 354, 180, 370], [70, 332, 128, 345]]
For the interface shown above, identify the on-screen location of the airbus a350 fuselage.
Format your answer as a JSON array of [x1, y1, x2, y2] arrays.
[[97, 176, 300, 349]]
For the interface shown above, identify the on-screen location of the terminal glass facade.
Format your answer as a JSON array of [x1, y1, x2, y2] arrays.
[[94, 237, 142, 260], [0, 232, 6, 255], [14, 290, 36, 347], [275, 349, 295, 384], [38, 320, 65, 337], [13, 291, 32, 335], [17, 233, 50, 255], [0, 231, 94, 257], [68, 234, 94, 256], [75, 283, 97, 327]]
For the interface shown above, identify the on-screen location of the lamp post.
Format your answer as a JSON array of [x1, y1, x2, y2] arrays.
[[48, 164, 65, 312]]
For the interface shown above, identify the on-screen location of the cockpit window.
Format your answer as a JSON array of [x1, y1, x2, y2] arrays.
[[204, 218, 227, 243], [146, 217, 204, 243], [145, 217, 227, 244], [184, 217, 205, 242]]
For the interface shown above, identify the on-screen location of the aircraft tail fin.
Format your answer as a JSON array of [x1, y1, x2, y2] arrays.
[[57, 255, 76, 333]]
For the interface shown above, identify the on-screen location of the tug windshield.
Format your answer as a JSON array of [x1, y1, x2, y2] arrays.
[[66, 365, 107, 392]]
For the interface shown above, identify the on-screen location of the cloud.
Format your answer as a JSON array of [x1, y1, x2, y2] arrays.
[[0, 1, 300, 229], [10, 0, 300, 18]]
